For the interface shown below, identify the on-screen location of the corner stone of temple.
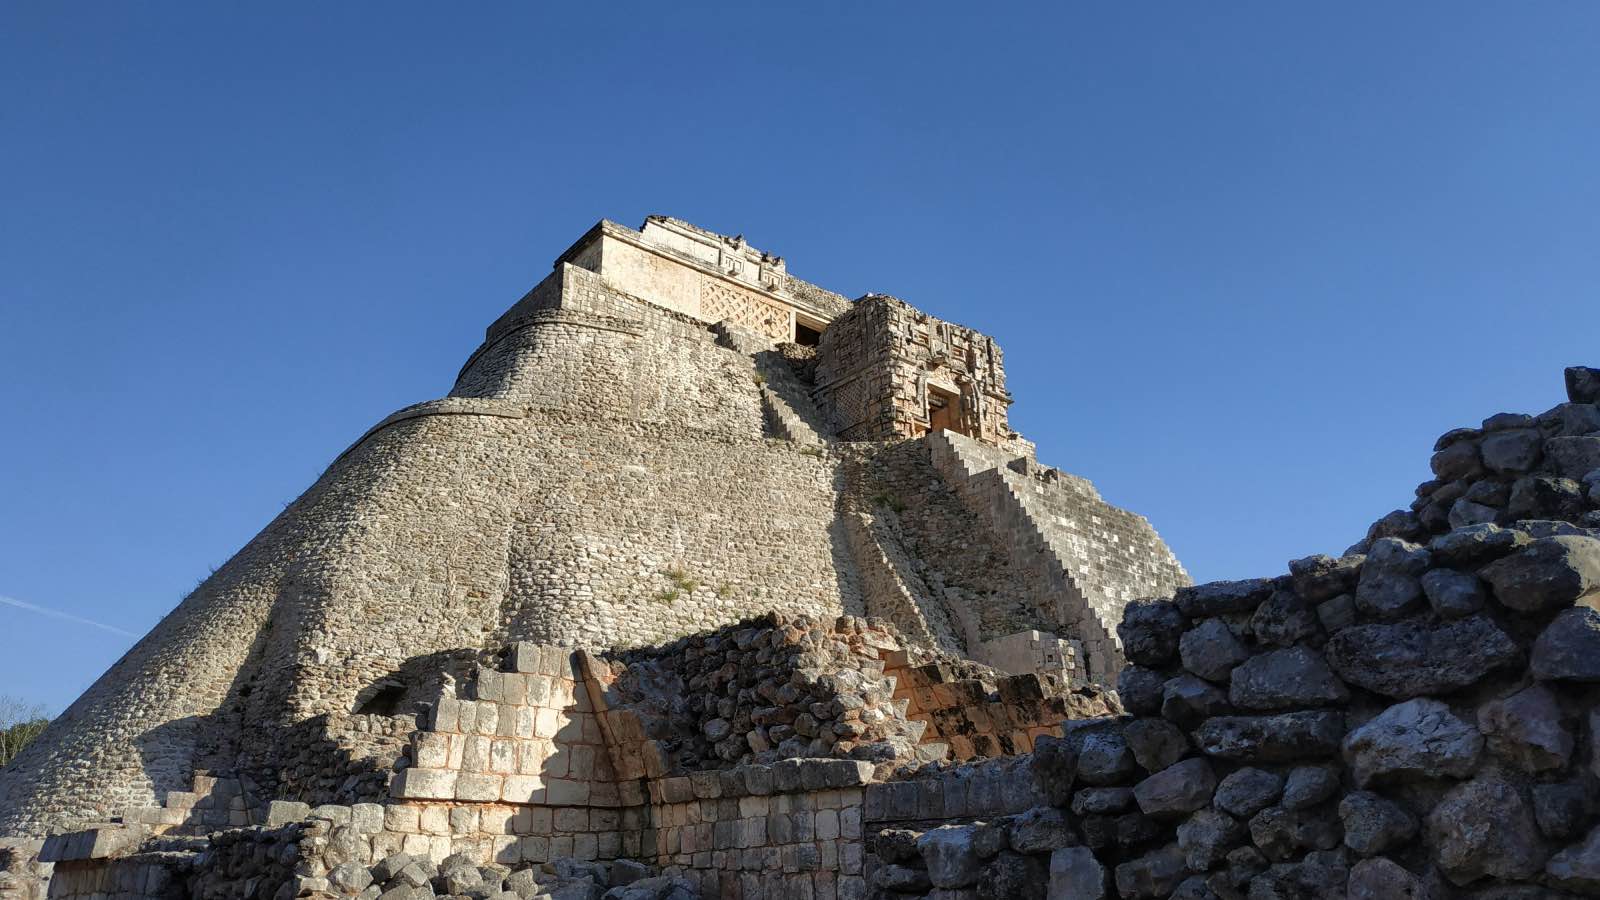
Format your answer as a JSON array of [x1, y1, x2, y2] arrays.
[[21, 221, 1599, 900]]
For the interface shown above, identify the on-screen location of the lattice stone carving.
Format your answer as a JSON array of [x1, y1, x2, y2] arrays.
[[700, 280, 791, 342]]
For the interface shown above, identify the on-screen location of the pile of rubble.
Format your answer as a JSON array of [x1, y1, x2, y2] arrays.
[[597, 614, 926, 771], [312, 852, 690, 900]]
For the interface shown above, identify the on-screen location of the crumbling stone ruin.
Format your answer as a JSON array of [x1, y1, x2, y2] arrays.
[[2, 218, 1596, 900]]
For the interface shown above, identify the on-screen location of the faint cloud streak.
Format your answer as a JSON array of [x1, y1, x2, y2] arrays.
[[0, 594, 139, 639]]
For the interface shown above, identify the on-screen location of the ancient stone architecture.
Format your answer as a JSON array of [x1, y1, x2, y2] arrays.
[[0, 217, 1187, 899], [7, 218, 1596, 900]]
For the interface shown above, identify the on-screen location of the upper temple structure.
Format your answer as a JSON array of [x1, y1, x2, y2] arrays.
[[1, 216, 1197, 898]]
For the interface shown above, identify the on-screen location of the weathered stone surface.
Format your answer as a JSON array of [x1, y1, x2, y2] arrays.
[[1342, 697, 1482, 787], [1532, 607, 1600, 682], [1124, 718, 1189, 773], [1251, 591, 1321, 647], [1113, 843, 1189, 900], [1247, 804, 1341, 861], [1569, 367, 1600, 404], [1162, 675, 1232, 729], [1008, 806, 1077, 854], [1118, 666, 1167, 717], [1547, 436, 1600, 480], [978, 851, 1045, 900], [1482, 429, 1544, 474], [1290, 555, 1363, 603], [1176, 809, 1244, 872], [1281, 766, 1340, 810], [1072, 727, 1137, 787], [919, 824, 985, 889], [1324, 615, 1521, 699], [1339, 792, 1417, 857], [1547, 823, 1600, 892], [1180, 619, 1249, 683], [1133, 758, 1217, 819], [876, 863, 932, 891], [1228, 647, 1348, 711], [1425, 776, 1546, 885], [1477, 684, 1572, 773], [1048, 846, 1106, 900], [1432, 440, 1483, 481], [877, 828, 922, 864], [1120, 600, 1188, 666], [1194, 712, 1345, 763], [1175, 579, 1275, 618], [1030, 734, 1078, 806], [1480, 535, 1600, 612], [1449, 498, 1500, 529], [1533, 781, 1596, 840], [1508, 476, 1587, 521], [1418, 568, 1485, 619], [1072, 787, 1135, 816], [1355, 539, 1430, 619], [1213, 768, 1284, 819], [1345, 857, 1424, 900], [1428, 523, 1529, 567]]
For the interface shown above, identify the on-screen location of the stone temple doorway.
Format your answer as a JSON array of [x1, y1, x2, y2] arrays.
[[928, 385, 965, 436]]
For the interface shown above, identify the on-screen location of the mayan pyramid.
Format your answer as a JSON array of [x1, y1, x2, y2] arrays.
[[0, 218, 1188, 893]]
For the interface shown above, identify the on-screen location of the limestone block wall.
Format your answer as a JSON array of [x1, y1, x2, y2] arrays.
[[645, 760, 872, 900]]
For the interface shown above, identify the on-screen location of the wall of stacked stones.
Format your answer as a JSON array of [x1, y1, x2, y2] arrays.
[[1360, 365, 1600, 549], [854, 520, 1600, 898]]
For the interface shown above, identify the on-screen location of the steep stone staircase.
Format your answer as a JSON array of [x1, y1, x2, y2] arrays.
[[711, 322, 832, 446], [927, 430, 1190, 684]]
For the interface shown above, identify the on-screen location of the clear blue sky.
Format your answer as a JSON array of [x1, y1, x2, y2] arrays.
[[3, 4, 1598, 713]]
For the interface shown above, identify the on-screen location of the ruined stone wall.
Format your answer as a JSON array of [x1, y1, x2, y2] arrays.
[[1358, 366, 1600, 550]]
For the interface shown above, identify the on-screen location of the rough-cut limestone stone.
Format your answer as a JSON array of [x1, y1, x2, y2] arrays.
[[1174, 579, 1275, 618], [1547, 824, 1600, 892], [1124, 718, 1188, 774], [1480, 536, 1600, 612], [1280, 766, 1339, 811], [1179, 619, 1249, 684], [1532, 607, 1600, 682], [1338, 792, 1416, 857], [1227, 647, 1348, 711], [918, 824, 984, 889], [1048, 846, 1105, 899], [1113, 843, 1188, 899], [1176, 809, 1243, 872], [1213, 768, 1284, 819], [1425, 776, 1546, 885], [1341, 697, 1482, 787], [1345, 857, 1424, 900], [1477, 684, 1572, 773], [1324, 615, 1521, 699], [1119, 601, 1187, 667], [1251, 591, 1321, 647], [1132, 759, 1216, 819], [1193, 712, 1345, 763]]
